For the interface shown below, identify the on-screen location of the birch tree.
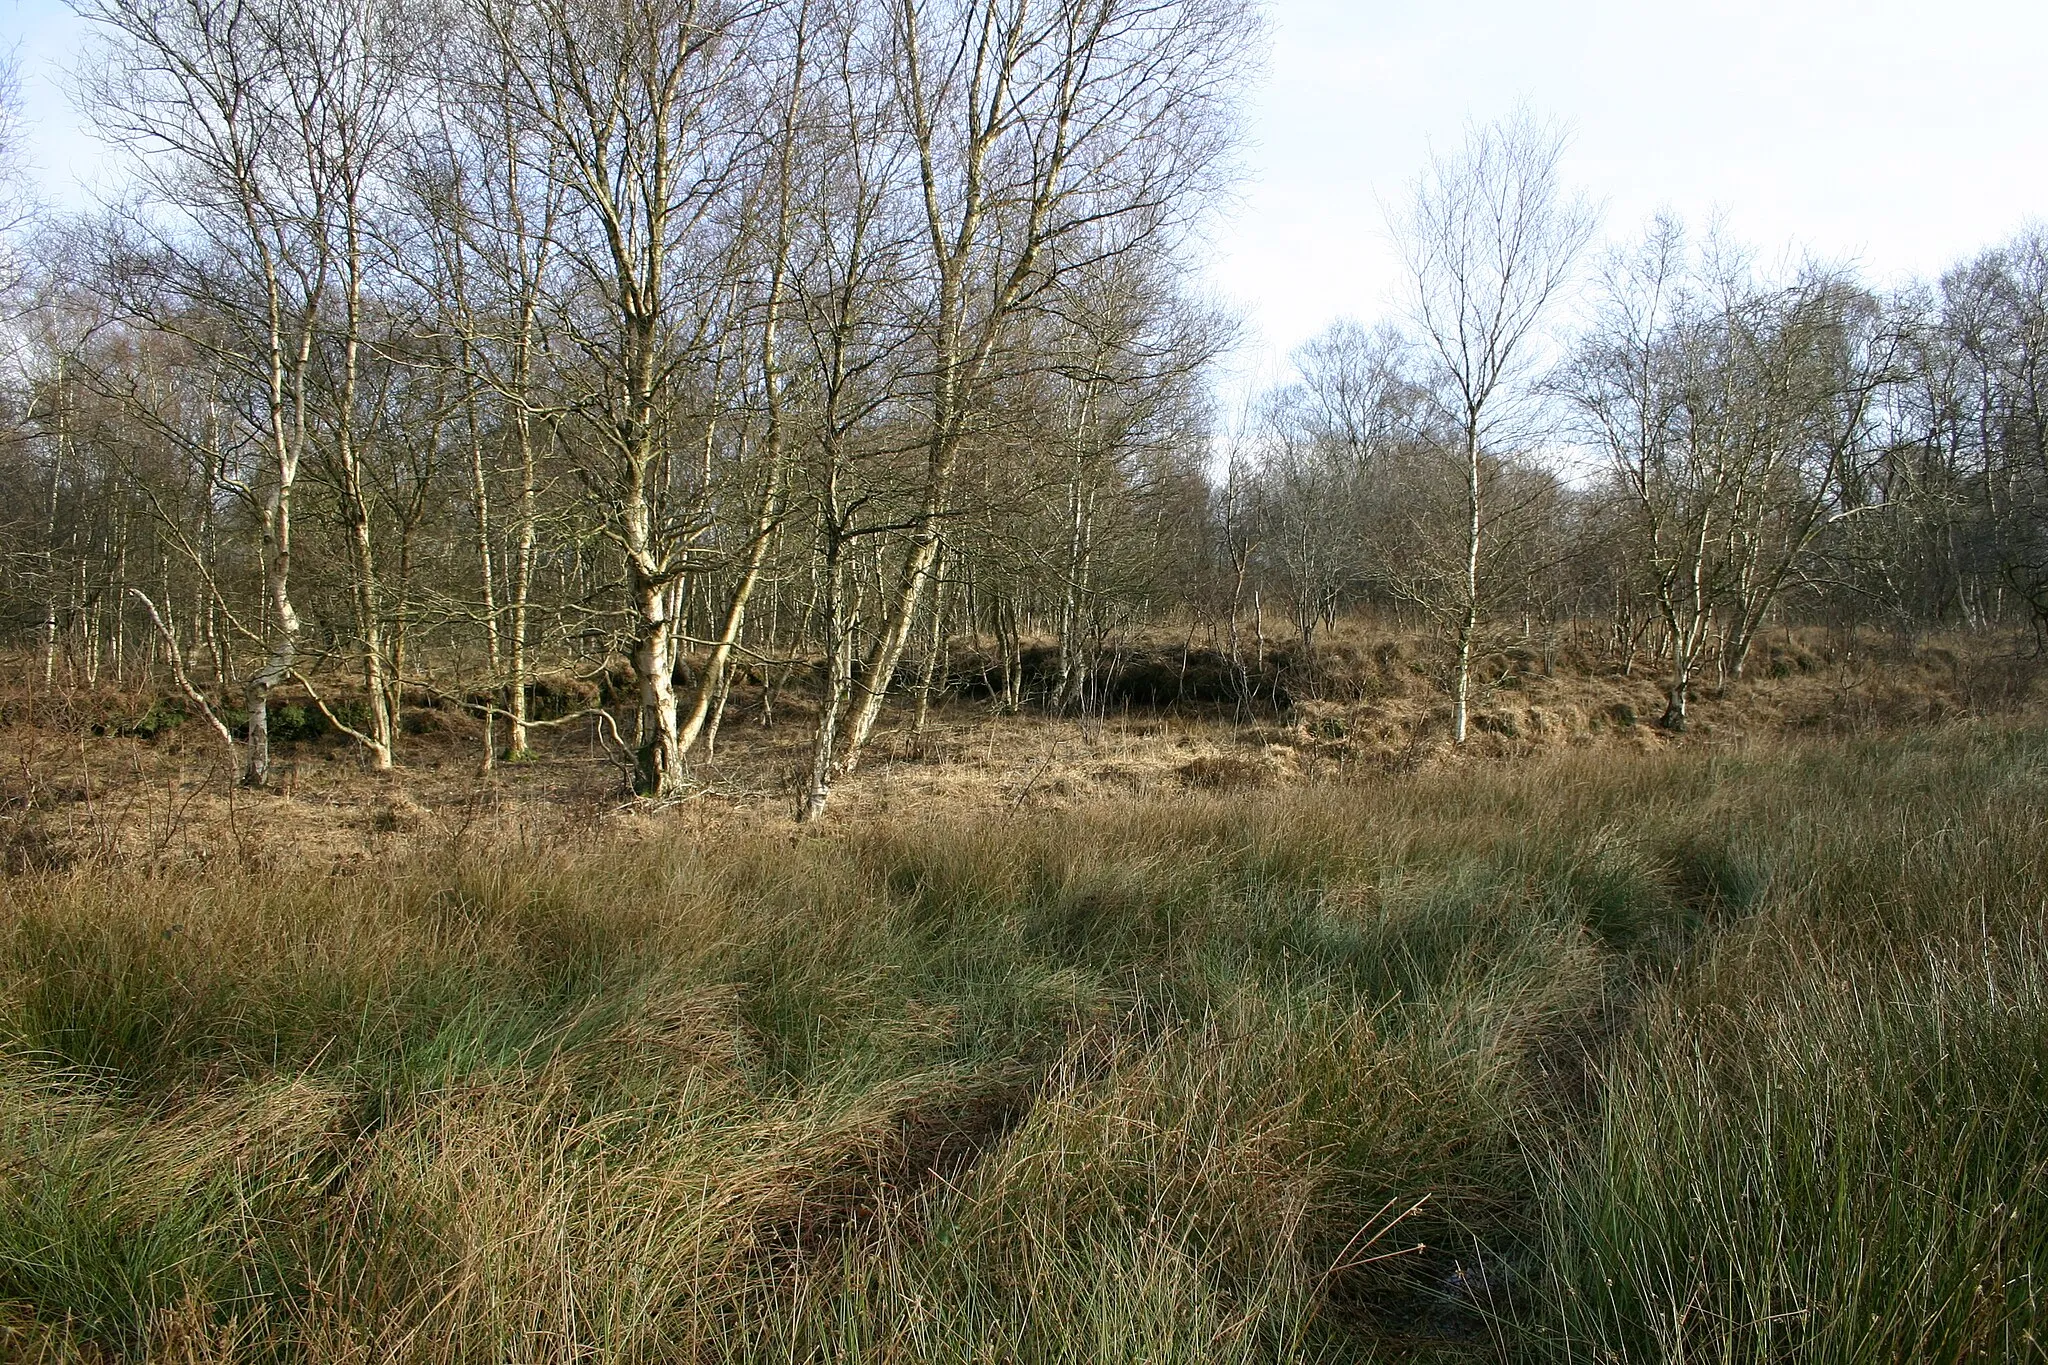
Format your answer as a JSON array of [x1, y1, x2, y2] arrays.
[[79, 0, 335, 786], [1393, 112, 1592, 744], [474, 0, 758, 795], [791, 7, 919, 820], [295, 0, 413, 770], [410, 16, 570, 761], [807, 0, 1257, 814], [1564, 218, 1721, 729], [1257, 320, 1418, 653], [1715, 270, 1902, 676]]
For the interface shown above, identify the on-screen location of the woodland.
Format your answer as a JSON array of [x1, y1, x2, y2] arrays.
[[0, 0, 2045, 1361], [0, 0, 2041, 816]]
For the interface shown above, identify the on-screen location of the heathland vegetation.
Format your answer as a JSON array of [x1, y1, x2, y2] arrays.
[[0, 0, 2044, 809], [1, 721, 2044, 1361], [0, 0, 2046, 1358]]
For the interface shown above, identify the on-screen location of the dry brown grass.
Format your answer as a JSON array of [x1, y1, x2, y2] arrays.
[[0, 622, 2039, 874], [0, 710, 2043, 1361]]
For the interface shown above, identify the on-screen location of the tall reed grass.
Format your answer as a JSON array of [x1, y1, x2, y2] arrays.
[[1, 725, 2042, 1361]]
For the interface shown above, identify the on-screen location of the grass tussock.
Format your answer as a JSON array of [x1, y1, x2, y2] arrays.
[[0, 725, 2044, 1361]]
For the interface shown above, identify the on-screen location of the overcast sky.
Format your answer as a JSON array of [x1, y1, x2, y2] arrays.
[[7, 0, 2046, 391]]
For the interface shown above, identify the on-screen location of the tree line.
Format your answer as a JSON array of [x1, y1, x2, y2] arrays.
[[1240, 177, 2047, 733], [0, 4, 2042, 814]]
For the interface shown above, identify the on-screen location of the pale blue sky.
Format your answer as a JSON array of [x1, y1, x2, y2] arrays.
[[7, 0, 2046, 384], [1212, 0, 2048, 389]]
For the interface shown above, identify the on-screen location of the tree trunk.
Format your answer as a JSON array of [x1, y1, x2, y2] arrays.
[[838, 522, 943, 768], [1452, 426, 1481, 746], [800, 530, 853, 822], [507, 410, 539, 759], [245, 306, 305, 790], [42, 356, 66, 690], [630, 569, 684, 796], [913, 557, 949, 734], [1659, 660, 1690, 731], [466, 362, 502, 768]]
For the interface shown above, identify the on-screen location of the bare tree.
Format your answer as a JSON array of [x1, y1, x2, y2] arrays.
[[669, 0, 813, 766], [1567, 221, 1907, 726], [297, 0, 415, 770], [79, 0, 344, 786], [806, 0, 1258, 815], [1954, 231, 2048, 633], [412, 10, 572, 762], [1393, 112, 1592, 743], [788, 0, 919, 820], [473, 0, 758, 795], [1563, 217, 1719, 729], [0, 53, 31, 300], [1256, 320, 1417, 655], [1715, 268, 1902, 676]]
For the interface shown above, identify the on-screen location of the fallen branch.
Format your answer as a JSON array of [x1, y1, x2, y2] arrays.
[[128, 589, 238, 766], [290, 669, 386, 757]]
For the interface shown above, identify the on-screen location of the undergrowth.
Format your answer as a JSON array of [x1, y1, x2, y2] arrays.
[[0, 726, 2042, 1361]]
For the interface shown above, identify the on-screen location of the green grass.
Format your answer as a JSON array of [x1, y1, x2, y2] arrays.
[[0, 725, 2043, 1361]]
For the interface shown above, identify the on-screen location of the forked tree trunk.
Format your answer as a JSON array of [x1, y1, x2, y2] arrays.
[[1660, 663, 1691, 731]]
